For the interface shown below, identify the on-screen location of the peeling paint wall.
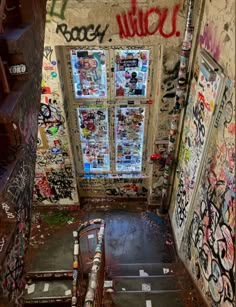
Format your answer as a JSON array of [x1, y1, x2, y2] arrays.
[[34, 0, 187, 204], [169, 0, 235, 305]]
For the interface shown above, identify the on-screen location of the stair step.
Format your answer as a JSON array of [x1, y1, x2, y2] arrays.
[[107, 263, 179, 277], [111, 291, 200, 307], [113, 276, 193, 292], [26, 270, 73, 280], [24, 279, 72, 304]]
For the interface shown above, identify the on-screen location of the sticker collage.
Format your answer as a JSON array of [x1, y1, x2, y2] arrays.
[[70, 49, 150, 175]]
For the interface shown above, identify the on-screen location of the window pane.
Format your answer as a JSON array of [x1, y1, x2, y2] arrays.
[[115, 107, 145, 172], [77, 108, 110, 172], [114, 50, 149, 98], [71, 50, 107, 99]]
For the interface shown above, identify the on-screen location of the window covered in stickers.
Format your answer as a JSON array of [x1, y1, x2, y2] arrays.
[[77, 108, 110, 172], [115, 107, 145, 172], [71, 49, 107, 99], [114, 50, 149, 98], [69, 47, 151, 175]]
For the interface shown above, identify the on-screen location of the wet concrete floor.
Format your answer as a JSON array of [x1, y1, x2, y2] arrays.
[[25, 207, 207, 307], [27, 209, 176, 271]]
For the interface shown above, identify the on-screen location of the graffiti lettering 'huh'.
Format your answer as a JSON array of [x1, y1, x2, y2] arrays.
[[116, 0, 180, 39]]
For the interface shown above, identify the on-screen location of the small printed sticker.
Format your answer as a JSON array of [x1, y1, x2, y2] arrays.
[[27, 284, 35, 294], [65, 289, 72, 296], [43, 283, 49, 292]]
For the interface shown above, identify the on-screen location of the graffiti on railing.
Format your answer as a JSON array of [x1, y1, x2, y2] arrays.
[[84, 222, 105, 307], [71, 219, 105, 307]]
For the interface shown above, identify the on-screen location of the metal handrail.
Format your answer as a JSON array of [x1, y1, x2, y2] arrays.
[[71, 219, 105, 307]]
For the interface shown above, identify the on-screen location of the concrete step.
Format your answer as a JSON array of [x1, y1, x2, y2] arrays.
[[23, 279, 72, 304], [113, 275, 194, 292], [107, 262, 180, 277], [26, 270, 73, 280], [111, 290, 201, 307]]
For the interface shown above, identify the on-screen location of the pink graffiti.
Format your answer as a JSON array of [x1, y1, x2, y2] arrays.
[[227, 123, 235, 135], [199, 23, 221, 61], [116, 0, 180, 39]]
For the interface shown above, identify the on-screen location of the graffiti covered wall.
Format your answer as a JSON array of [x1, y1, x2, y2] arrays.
[[34, 45, 78, 205], [184, 80, 235, 306], [169, 0, 235, 305], [172, 62, 223, 247], [151, 48, 180, 202], [35, 0, 187, 204], [0, 0, 47, 303]]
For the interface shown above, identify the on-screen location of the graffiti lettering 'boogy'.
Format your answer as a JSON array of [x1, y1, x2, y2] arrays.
[[56, 23, 109, 43], [116, 0, 180, 39]]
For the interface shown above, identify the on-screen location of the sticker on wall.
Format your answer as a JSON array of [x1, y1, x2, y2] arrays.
[[9, 64, 27, 75], [115, 107, 145, 172], [77, 107, 110, 172], [71, 49, 107, 99], [50, 71, 57, 78], [114, 50, 149, 98]]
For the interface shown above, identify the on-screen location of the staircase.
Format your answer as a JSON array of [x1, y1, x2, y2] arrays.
[[23, 270, 73, 306], [107, 262, 205, 307], [23, 210, 207, 307]]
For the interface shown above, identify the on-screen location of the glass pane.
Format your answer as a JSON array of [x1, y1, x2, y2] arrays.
[[115, 107, 145, 172], [77, 108, 110, 172], [71, 50, 107, 99], [114, 50, 149, 98]]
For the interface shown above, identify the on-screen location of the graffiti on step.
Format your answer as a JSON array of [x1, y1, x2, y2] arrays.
[[56, 23, 109, 43], [116, 0, 180, 39]]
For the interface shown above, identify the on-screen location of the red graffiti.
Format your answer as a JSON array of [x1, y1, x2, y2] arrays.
[[116, 0, 180, 39], [198, 92, 210, 111], [227, 123, 235, 135], [35, 176, 54, 198]]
